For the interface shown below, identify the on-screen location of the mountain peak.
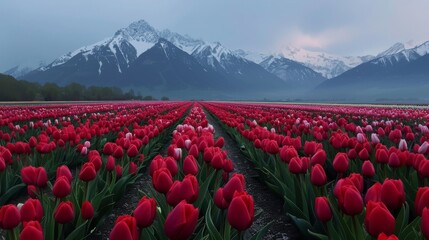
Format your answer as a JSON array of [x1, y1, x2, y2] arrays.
[[376, 42, 405, 58], [119, 19, 158, 42]]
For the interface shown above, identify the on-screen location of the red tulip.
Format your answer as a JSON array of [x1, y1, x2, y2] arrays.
[[214, 187, 229, 209], [265, 140, 279, 154], [223, 159, 234, 173], [375, 148, 389, 164], [81, 200, 94, 220], [336, 185, 363, 215], [388, 152, 400, 168], [54, 201, 74, 224], [223, 174, 245, 202], [422, 208, 429, 239], [53, 176, 71, 198], [113, 146, 124, 159], [304, 141, 320, 156], [362, 160, 375, 178], [311, 149, 326, 166], [152, 168, 173, 194], [314, 197, 332, 222], [289, 157, 309, 174], [377, 233, 399, 240], [116, 164, 123, 178], [0, 204, 21, 229], [127, 144, 139, 157], [106, 155, 115, 172], [419, 160, 429, 178], [133, 196, 156, 228], [415, 187, 429, 216], [20, 221, 43, 240], [183, 155, 199, 175], [56, 165, 72, 183], [188, 144, 199, 158], [215, 137, 224, 148], [279, 146, 298, 163], [310, 164, 327, 186], [380, 178, 405, 210], [181, 175, 199, 203], [365, 201, 395, 237], [164, 156, 178, 177], [358, 148, 370, 160], [79, 162, 97, 182], [227, 191, 254, 230], [166, 181, 183, 206], [333, 153, 349, 173], [365, 182, 382, 204], [110, 215, 138, 240], [164, 200, 199, 240], [103, 143, 114, 155], [20, 199, 43, 222]]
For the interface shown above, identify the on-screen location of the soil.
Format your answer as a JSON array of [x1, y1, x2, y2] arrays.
[[204, 109, 302, 240]]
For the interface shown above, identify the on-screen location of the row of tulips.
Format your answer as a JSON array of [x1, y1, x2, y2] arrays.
[[109, 104, 270, 240], [202, 102, 429, 240], [0, 102, 192, 239], [0, 102, 184, 204]]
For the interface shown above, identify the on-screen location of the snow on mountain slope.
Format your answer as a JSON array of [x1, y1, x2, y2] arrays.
[[3, 65, 33, 78], [279, 46, 374, 79], [233, 49, 269, 64], [372, 41, 429, 65]]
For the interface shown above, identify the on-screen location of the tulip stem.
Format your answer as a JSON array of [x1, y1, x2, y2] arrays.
[[352, 216, 363, 240], [8, 229, 16, 240], [57, 224, 63, 240]]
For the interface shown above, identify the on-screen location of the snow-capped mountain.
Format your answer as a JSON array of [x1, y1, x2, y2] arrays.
[[375, 41, 420, 58], [317, 41, 429, 99], [22, 19, 289, 99], [4, 65, 33, 78], [279, 46, 374, 79], [260, 55, 325, 87], [233, 49, 268, 64], [191, 42, 287, 90]]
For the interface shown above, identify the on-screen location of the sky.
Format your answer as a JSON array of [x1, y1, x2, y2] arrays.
[[1, 0, 429, 71]]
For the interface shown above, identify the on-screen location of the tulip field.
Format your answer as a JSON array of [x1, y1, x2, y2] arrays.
[[1, 101, 429, 240]]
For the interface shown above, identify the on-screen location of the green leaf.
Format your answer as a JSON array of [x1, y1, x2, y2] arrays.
[[64, 220, 89, 240], [0, 183, 25, 205], [205, 204, 223, 240], [250, 221, 273, 240]]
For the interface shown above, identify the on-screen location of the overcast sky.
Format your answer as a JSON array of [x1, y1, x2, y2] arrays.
[[1, 0, 429, 71]]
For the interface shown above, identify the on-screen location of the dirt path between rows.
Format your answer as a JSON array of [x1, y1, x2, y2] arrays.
[[88, 142, 170, 240], [204, 109, 302, 240]]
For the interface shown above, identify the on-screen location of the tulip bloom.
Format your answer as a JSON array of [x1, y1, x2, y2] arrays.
[[377, 233, 399, 240], [415, 187, 429, 216], [110, 215, 138, 240], [223, 174, 245, 202], [53, 176, 71, 198], [314, 197, 332, 222], [362, 160, 375, 178], [56, 165, 72, 183], [227, 191, 254, 230], [365, 201, 395, 237], [20, 221, 43, 240], [380, 179, 405, 210], [422, 208, 429, 239], [336, 185, 363, 216], [20, 199, 43, 222], [54, 201, 74, 224], [79, 162, 97, 182], [333, 153, 349, 173], [310, 164, 327, 186], [214, 187, 229, 209], [152, 168, 173, 194], [0, 204, 21, 229], [81, 200, 94, 220], [183, 155, 199, 175], [133, 196, 156, 228], [127, 144, 139, 157], [164, 201, 199, 240], [365, 182, 382, 204]]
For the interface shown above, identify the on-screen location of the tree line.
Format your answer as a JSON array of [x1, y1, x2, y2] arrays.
[[0, 74, 167, 101]]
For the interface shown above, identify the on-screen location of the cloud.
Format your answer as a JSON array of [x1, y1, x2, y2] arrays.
[[278, 28, 355, 51]]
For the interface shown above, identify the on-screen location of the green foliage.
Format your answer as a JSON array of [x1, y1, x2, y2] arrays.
[[0, 73, 145, 101]]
